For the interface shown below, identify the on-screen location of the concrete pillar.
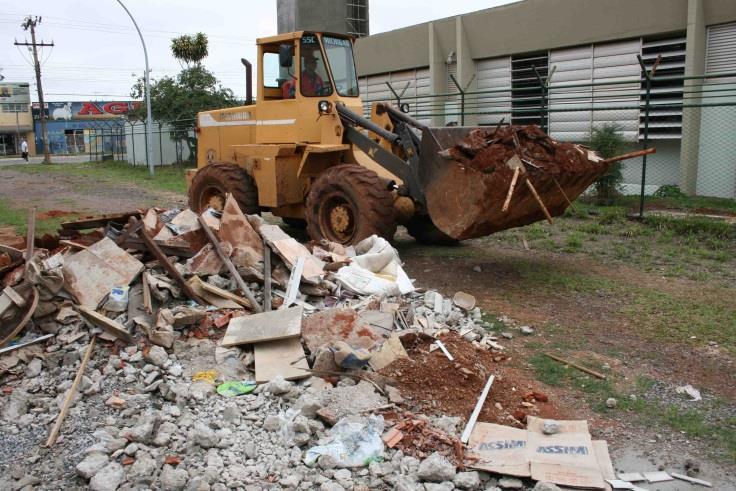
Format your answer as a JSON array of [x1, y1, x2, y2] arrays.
[[456, 16, 477, 126], [428, 22, 447, 127], [679, 0, 706, 195]]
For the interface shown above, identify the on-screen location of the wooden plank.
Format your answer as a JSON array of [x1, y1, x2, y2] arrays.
[[199, 280, 251, 308], [460, 374, 495, 444], [122, 237, 196, 258], [132, 217, 204, 305], [254, 337, 310, 383], [221, 306, 302, 347], [2, 286, 26, 308], [545, 353, 607, 380], [61, 212, 140, 231], [502, 167, 520, 212], [45, 336, 96, 446], [197, 215, 262, 313], [58, 240, 88, 250], [263, 239, 272, 312], [188, 277, 243, 309], [77, 306, 133, 344], [142, 272, 153, 314], [281, 256, 304, 310], [525, 179, 553, 225], [670, 472, 712, 488], [25, 207, 35, 263]]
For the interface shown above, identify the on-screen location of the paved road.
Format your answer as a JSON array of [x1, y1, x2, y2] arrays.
[[0, 155, 92, 167]]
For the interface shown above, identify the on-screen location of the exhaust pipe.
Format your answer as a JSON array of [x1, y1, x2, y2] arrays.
[[240, 58, 253, 105]]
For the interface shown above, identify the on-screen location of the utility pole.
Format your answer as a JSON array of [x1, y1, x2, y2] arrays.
[[15, 16, 54, 164]]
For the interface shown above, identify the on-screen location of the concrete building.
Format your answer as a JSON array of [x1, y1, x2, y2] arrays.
[[354, 0, 736, 198], [277, 0, 369, 38], [0, 82, 35, 157]]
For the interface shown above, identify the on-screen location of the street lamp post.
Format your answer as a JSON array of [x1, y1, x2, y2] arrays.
[[116, 0, 154, 177]]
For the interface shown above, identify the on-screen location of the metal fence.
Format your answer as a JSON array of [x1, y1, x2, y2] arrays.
[[363, 67, 736, 213], [37, 118, 196, 167]]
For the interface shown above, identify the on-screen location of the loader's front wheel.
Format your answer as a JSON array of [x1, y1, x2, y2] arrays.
[[188, 163, 259, 214], [406, 216, 459, 246], [306, 164, 396, 245]]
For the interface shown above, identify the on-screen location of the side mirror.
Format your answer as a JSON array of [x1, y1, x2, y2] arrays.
[[279, 44, 293, 68]]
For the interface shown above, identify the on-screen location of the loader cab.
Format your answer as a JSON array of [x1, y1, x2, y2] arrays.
[[256, 31, 361, 144]]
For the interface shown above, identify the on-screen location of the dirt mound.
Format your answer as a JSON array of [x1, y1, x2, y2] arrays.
[[443, 124, 597, 174], [380, 332, 563, 427]]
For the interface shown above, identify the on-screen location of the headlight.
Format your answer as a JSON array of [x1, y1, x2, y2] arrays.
[[318, 100, 332, 115]]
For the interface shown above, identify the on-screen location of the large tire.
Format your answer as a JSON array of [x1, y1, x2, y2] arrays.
[[306, 164, 397, 245], [406, 216, 459, 246], [188, 163, 259, 214]]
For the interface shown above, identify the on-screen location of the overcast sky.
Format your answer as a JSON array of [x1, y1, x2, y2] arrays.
[[0, 0, 514, 102]]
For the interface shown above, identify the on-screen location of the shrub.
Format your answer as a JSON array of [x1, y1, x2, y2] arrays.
[[589, 124, 626, 205]]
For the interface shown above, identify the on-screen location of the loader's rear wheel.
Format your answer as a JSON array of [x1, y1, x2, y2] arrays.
[[406, 216, 459, 246], [188, 163, 259, 214], [306, 164, 397, 245]]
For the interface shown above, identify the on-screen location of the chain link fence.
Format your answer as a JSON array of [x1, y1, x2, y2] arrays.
[[363, 70, 736, 214], [35, 118, 196, 167]]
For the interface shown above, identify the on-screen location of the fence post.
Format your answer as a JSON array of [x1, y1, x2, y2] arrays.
[[143, 120, 150, 169], [636, 55, 661, 219], [158, 122, 163, 167], [532, 65, 555, 134], [131, 123, 136, 166]]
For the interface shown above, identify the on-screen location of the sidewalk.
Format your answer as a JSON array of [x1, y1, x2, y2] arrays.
[[0, 154, 92, 167]]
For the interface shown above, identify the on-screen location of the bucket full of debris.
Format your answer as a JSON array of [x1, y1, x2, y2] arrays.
[[418, 124, 652, 241]]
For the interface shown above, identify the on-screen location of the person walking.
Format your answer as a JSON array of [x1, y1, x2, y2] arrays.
[[20, 138, 29, 162]]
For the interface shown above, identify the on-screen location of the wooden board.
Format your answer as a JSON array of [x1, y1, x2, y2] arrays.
[[254, 337, 309, 383], [87, 237, 144, 285], [61, 212, 140, 230], [76, 305, 133, 344], [187, 277, 242, 309], [221, 306, 302, 347], [199, 280, 251, 308]]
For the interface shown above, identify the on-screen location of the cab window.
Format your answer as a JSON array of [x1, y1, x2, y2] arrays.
[[300, 34, 332, 97], [323, 35, 359, 97]]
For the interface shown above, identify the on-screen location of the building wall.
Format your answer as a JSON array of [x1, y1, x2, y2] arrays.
[[0, 82, 34, 156], [277, 0, 369, 37]]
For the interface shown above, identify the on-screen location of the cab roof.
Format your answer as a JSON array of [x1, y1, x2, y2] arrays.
[[256, 31, 354, 45]]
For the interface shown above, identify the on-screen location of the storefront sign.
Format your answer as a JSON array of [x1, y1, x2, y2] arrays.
[[32, 101, 141, 120]]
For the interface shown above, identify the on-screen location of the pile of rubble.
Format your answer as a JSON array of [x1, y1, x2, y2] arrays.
[[0, 196, 631, 490]]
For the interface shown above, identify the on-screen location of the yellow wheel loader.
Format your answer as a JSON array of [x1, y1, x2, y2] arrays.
[[188, 31, 620, 245]]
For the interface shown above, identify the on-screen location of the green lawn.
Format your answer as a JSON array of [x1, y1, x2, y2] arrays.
[[6, 160, 191, 195]]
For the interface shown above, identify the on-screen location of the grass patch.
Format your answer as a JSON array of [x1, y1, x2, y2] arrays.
[[617, 194, 736, 214], [625, 288, 736, 353], [4, 161, 191, 195], [644, 214, 735, 241], [0, 197, 80, 235]]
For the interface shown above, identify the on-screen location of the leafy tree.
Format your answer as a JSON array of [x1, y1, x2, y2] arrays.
[[130, 32, 238, 162], [589, 124, 626, 205]]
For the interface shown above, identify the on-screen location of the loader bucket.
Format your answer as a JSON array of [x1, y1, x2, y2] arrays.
[[417, 127, 611, 241]]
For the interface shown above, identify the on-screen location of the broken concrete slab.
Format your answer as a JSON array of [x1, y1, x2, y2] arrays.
[[87, 238, 144, 285], [218, 195, 263, 255], [222, 306, 302, 347], [369, 334, 409, 371], [254, 336, 309, 383], [302, 308, 382, 353], [187, 242, 233, 276], [62, 250, 126, 308]]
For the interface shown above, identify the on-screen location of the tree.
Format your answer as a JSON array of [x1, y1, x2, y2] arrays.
[[589, 124, 626, 206], [130, 32, 238, 162], [170, 33, 209, 68]]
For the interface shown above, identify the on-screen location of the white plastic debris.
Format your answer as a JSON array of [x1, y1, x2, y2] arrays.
[[304, 415, 384, 468], [675, 384, 702, 401]]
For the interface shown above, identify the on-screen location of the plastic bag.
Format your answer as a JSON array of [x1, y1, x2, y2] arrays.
[[216, 380, 257, 397], [304, 415, 384, 468], [104, 286, 129, 312]]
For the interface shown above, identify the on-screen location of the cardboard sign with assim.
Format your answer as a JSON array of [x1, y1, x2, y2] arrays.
[[466, 416, 615, 489]]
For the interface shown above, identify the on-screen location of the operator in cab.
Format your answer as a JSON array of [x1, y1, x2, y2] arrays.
[[282, 49, 325, 98]]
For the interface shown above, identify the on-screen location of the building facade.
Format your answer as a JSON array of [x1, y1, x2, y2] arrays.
[[277, 0, 369, 38], [354, 0, 736, 198], [0, 82, 35, 157], [32, 101, 139, 156]]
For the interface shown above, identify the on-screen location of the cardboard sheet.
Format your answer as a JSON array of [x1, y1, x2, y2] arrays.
[[254, 337, 309, 383], [466, 423, 531, 477], [222, 306, 302, 346]]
